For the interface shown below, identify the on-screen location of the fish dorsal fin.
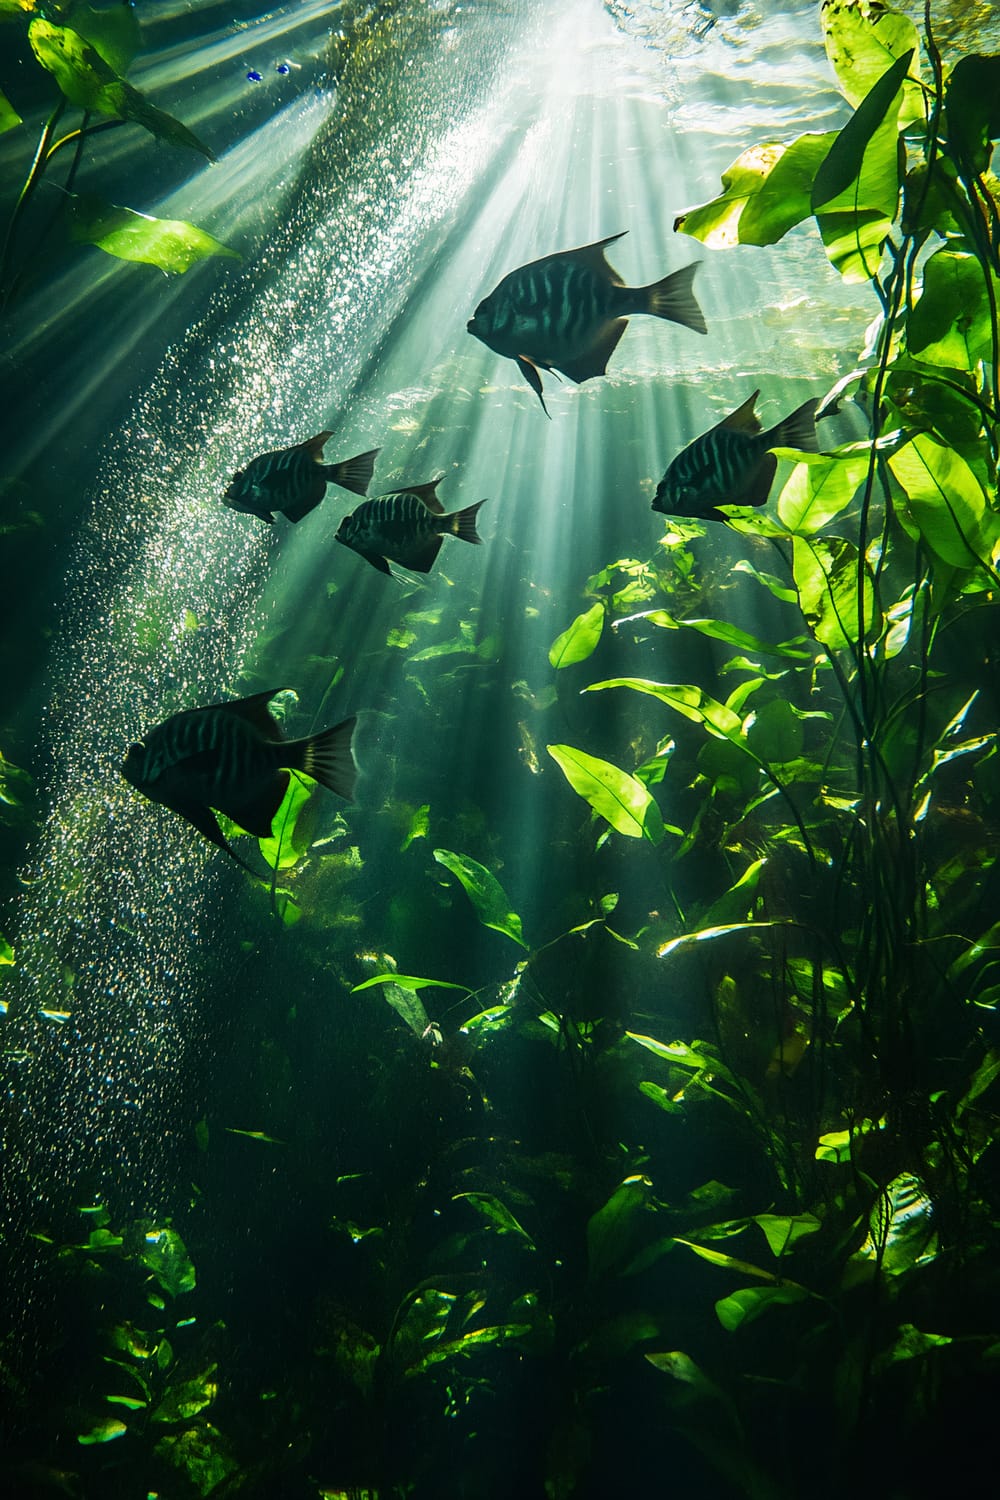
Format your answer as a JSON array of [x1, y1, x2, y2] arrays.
[[304, 430, 333, 460], [388, 479, 444, 514], [210, 688, 287, 740], [563, 232, 628, 285], [718, 391, 762, 436]]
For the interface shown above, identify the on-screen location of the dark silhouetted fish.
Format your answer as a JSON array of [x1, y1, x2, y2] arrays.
[[467, 232, 706, 413], [653, 390, 820, 522], [335, 480, 486, 575], [121, 689, 357, 870], [223, 432, 380, 523]]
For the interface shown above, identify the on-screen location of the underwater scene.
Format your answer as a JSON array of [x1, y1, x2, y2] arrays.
[[2, 0, 1000, 1495]]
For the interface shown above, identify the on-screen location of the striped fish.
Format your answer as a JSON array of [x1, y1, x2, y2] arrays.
[[121, 689, 357, 871], [467, 232, 706, 414], [335, 479, 486, 576], [223, 432, 380, 524], [653, 390, 820, 521]]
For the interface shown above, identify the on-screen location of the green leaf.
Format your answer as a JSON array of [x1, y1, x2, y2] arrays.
[[752, 1213, 821, 1257], [907, 250, 998, 371], [77, 1417, 127, 1445], [821, 0, 923, 125], [656, 921, 789, 959], [792, 535, 875, 650], [433, 848, 528, 947], [225, 1127, 285, 1144], [675, 133, 835, 248], [946, 54, 1000, 173], [139, 1227, 196, 1298], [673, 1237, 781, 1282], [732, 559, 797, 604], [546, 744, 665, 844], [587, 1175, 653, 1278], [889, 432, 995, 570], [812, 50, 912, 281], [64, 192, 238, 274], [0, 87, 21, 134], [351, 973, 469, 995], [549, 602, 605, 668], [776, 450, 871, 533], [454, 1192, 535, 1245], [28, 21, 214, 158], [584, 678, 746, 746], [105, 1394, 147, 1411], [68, 2, 143, 75], [715, 1284, 809, 1332], [0, 933, 13, 966], [622, 610, 812, 661], [151, 1366, 218, 1423], [257, 774, 313, 870], [0, 0, 37, 16], [401, 802, 429, 850]]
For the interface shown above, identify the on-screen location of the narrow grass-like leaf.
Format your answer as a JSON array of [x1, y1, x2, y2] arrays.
[[433, 848, 528, 947], [352, 973, 470, 995], [546, 744, 664, 844]]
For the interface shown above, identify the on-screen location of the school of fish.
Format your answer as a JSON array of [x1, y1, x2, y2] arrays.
[[122, 230, 823, 871]]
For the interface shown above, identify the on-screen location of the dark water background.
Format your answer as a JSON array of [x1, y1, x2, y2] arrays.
[[3, 1, 997, 1496]]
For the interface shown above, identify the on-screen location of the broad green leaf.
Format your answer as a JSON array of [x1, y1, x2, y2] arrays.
[[65, 193, 238, 274], [777, 451, 870, 533], [907, 250, 998, 371], [879, 1323, 953, 1365], [433, 848, 528, 947], [753, 1213, 821, 1257], [585, 679, 746, 746], [587, 1176, 653, 1278], [69, 2, 143, 75], [455, 1192, 534, 1245], [792, 535, 875, 650], [364, 980, 430, 1038], [546, 744, 665, 844], [715, 1284, 809, 1332], [151, 1366, 218, 1424], [626, 1033, 716, 1070], [0, 87, 21, 133], [732, 559, 797, 603], [401, 803, 429, 850], [622, 609, 812, 661], [889, 432, 994, 569], [821, 0, 923, 125], [154, 1424, 238, 1493], [352, 973, 469, 995], [225, 1127, 284, 1144], [140, 1227, 195, 1298], [812, 51, 912, 280], [675, 133, 834, 248], [672, 1237, 780, 1282], [549, 601, 605, 668], [0, 0, 36, 13], [77, 1417, 127, 1445], [257, 774, 314, 870], [28, 21, 213, 158], [946, 54, 1000, 173], [0, 933, 12, 965], [699, 858, 767, 929]]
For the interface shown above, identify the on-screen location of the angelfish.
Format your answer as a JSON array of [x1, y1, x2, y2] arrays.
[[121, 689, 357, 870], [467, 232, 707, 414], [653, 390, 820, 522], [223, 432, 380, 523], [335, 480, 486, 576]]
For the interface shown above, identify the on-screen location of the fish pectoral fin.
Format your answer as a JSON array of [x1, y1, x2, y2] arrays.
[[397, 535, 444, 573], [172, 801, 235, 855], [557, 320, 627, 384], [304, 430, 333, 459], [736, 453, 778, 508], [516, 356, 550, 416], [223, 773, 289, 839], [718, 390, 762, 435], [280, 481, 326, 523]]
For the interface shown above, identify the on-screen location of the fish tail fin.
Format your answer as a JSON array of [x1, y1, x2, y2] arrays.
[[448, 499, 487, 545], [323, 448, 381, 496], [767, 398, 821, 454], [641, 262, 707, 334], [285, 716, 358, 802]]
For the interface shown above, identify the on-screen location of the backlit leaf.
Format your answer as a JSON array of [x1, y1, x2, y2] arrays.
[[77, 1417, 127, 1445], [946, 53, 1000, 173], [777, 450, 870, 533], [352, 973, 470, 995], [140, 1227, 195, 1298], [907, 250, 998, 371], [675, 133, 834, 248], [65, 193, 238, 274], [257, 774, 314, 870], [151, 1366, 218, 1423], [455, 1192, 534, 1245], [715, 1284, 809, 1331], [69, 1, 143, 75], [619, 609, 812, 661], [549, 601, 605, 668], [792, 535, 875, 650], [28, 21, 213, 157], [546, 744, 665, 844], [672, 1237, 780, 1282], [587, 1176, 653, 1278], [889, 432, 995, 569], [585, 678, 745, 744], [433, 848, 528, 947], [820, 0, 923, 125], [0, 87, 21, 133], [753, 1212, 822, 1257]]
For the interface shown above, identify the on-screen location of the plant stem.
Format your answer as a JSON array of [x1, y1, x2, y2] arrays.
[[0, 100, 66, 305]]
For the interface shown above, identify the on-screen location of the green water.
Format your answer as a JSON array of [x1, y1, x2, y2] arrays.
[[2, 1, 1000, 1496]]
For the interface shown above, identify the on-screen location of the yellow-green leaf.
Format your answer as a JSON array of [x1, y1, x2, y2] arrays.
[[548, 602, 604, 668], [546, 744, 664, 844], [889, 432, 995, 570], [65, 193, 238, 274], [0, 87, 21, 133], [675, 133, 834, 248]]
